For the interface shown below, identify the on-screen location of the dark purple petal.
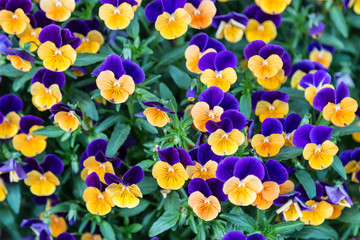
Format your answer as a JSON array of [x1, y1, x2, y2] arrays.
[[221, 231, 246, 240], [247, 233, 266, 240], [198, 52, 216, 71], [33, 10, 53, 28], [39, 230, 51, 240], [197, 143, 222, 165], [339, 149, 353, 166], [94, 151, 121, 168], [206, 178, 228, 201], [61, 29, 81, 49], [243, 5, 258, 19], [295, 184, 309, 201], [315, 182, 324, 199], [84, 17, 101, 31], [351, 147, 360, 161], [158, 147, 180, 165], [243, 40, 266, 60], [92, 54, 125, 79], [49, 103, 71, 114], [122, 59, 145, 84], [264, 159, 288, 184], [123, 166, 144, 185], [104, 173, 122, 185], [281, 51, 292, 76], [145, 0, 163, 23], [335, 81, 350, 104], [178, 148, 195, 166], [299, 73, 315, 89], [42, 70, 66, 88], [234, 156, 265, 180], [307, 42, 322, 52], [251, 90, 265, 111], [309, 22, 325, 37], [216, 157, 239, 182], [356, 171, 360, 182], [309, 126, 332, 145], [6, 0, 32, 13], [231, 12, 249, 26], [246, 119, 255, 139], [0, 158, 27, 180], [23, 158, 43, 174], [20, 115, 44, 134], [261, 91, 289, 103], [86, 139, 108, 157], [2, 49, 35, 62], [314, 70, 331, 87], [212, 13, 233, 28], [186, 86, 197, 99], [312, 87, 335, 111], [284, 113, 302, 134], [292, 124, 313, 148], [65, 20, 92, 36], [214, 51, 237, 71], [205, 38, 226, 53], [219, 93, 240, 111], [41, 154, 64, 175], [206, 118, 233, 133], [188, 178, 212, 197], [220, 110, 246, 131], [39, 24, 62, 48], [252, 5, 282, 27], [56, 233, 75, 240], [261, 118, 283, 136], [198, 86, 224, 109], [259, 44, 284, 59], [85, 172, 102, 189], [290, 60, 315, 76], [161, 0, 186, 14], [0, 94, 22, 115], [0, 34, 12, 54], [189, 33, 208, 52]]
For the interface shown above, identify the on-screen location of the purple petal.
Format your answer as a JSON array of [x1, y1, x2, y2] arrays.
[[243, 40, 266, 60], [219, 93, 240, 111], [94, 151, 121, 168], [231, 12, 249, 26], [261, 118, 283, 136], [92, 54, 125, 79], [243, 5, 258, 19], [197, 143, 222, 165], [220, 110, 246, 131], [122, 59, 145, 84], [39, 24, 62, 48], [144, 0, 163, 23], [33, 10, 53, 28], [291, 60, 316, 76], [261, 91, 289, 103], [6, 0, 32, 13], [251, 90, 265, 111], [206, 118, 233, 133], [247, 233, 266, 240], [104, 173, 122, 185], [2, 49, 35, 62], [188, 178, 212, 197], [351, 147, 360, 161], [41, 154, 64, 175], [85, 172, 102, 189], [292, 124, 313, 148], [86, 139, 108, 157], [198, 86, 224, 109], [84, 17, 101, 31], [186, 86, 197, 99], [206, 38, 226, 53], [307, 42, 322, 52], [314, 70, 331, 87], [158, 147, 180, 165], [214, 51, 237, 71], [309, 22, 325, 37], [0, 158, 27, 180], [259, 44, 285, 59], [356, 171, 360, 182], [23, 158, 43, 173], [309, 126, 332, 145], [264, 159, 288, 184], [189, 33, 208, 52], [56, 233, 75, 240], [65, 20, 92, 36], [335, 81, 350, 104], [212, 13, 233, 28], [216, 157, 239, 182], [42, 70, 66, 88], [284, 113, 302, 134], [198, 52, 216, 71], [221, 231, 246, 240], [178, 148, 195, 166], [234, 156, 265, 180], [61, 28, 81, 49], [299, 73, 315, 89], [0, 34, 12, 54], [20, 115, 43, 134], [281, 51, 292, 76], [206, 178, 228, 201], [339, 150, 353, 166], [123, 166, 144, 185], [312, 87, 335, 111], [0, 94, 22, 115], [161, 0, 186, 14]]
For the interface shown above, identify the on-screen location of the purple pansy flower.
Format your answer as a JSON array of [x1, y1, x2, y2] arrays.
[[39, 24, 81, 50], [309, 21, 325, 38], [212, 12, 249, 43], [281, 113, 302, 146], [0, 34, 12, 54], [324, 184, 353, 207], [0, 158, 27, 182], [20, 219, 51, 240], [145, 0, 186, 22], [28, 10, 54, 29], [340, 147, 360, 182], [244, 4, 282, 27]]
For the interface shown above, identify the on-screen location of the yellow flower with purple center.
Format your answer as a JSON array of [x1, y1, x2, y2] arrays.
[[142, 100, 175, 128], [104, 166, 144, 208], [206, 110, 246, 156], [188, 178, 227, 221], [307, 42, 335, 68], [252, 160, 288, 210], [39, 0, 76, 22], [255, 0, 291, 14], [30, 69, 65, 111], [152, 147, 195, 190], [83, 172, 115, 215], [244, 40, 291, 89], [216, 156, 264, 206], [0, 0, 32, 34], [23, 154, 63, 196], [3, 49, 35, 72], [212, 12, 248, 43], [251, 118, 285, 157], [12, 115, 47, 157], [244, 5, 281, 44], [340, 148, 360, 183], [184, 0, 217, 29], [198, 51, 238, 92], [313, 82, 358, 127], [0, 94, 22, 139], [92, 54, 145, 104], [298, 70, 334, 105], [191, 86, 239, 132], [185, 33, 225, 74], [145, 0, 191, 40], [293, 124, 338, 170], [309, 21, 325, 39], [99, 0, 137, 30], [37, 24, 81, 72], [290, 60, 327, 89], [186, 143, 222, 180], [0, 158, 27, 183], [80, 139, 122, 183], [251, 90, 289, 122], [344, 0, 360, 15], [50, 103, 82, 132], [281, 113, 302, 146], [65, 18, 104, 53]]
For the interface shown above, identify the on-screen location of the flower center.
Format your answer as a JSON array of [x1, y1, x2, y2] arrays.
[[27, 134, 33, 140], [12, 14, 18, 19], [315, 145, 322, 153], [40, 175, 46, 180], [201, 167, 207, 172], [9, 170, 19, 182], [114, 8, 120, 14], [257, 24, 264, 31], [169, 14, 176, 22], [168, 167, 174, 172], [263, 60, 269, 66], [208, 110, 215, 118], [263, 137, 269, 143], [56, 0, 62, 7], [83, 37, 89, 42], [54, 49, 62, 56], [113, 80, 120, 87], [98, 194, 104, 199], [335, 104, 341, 111], [204, 199, 210, 204], [268, 105, 275, 110], [194, 9, 201, 15], [45, 88, 52, 94], [31, 31, 37, 36], [238, 181, 245, 187]]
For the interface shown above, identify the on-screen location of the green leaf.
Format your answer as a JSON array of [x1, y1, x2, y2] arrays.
[[0, 64, 23, 78], [95, 115, 122, 133], [338, 208, 360, 223], [136, 160, 155, 170], [105, 123, 131, 157], [295, 170, 316, 199], [317, 33, 344, 49], [273, 221, 305, 234], [220, 213, 256, 232], [160, 82, 177, 110], [270, 146, 304, 161], [333, 123, 360, 137], [6, 184, 21, 214], [138, 176, 158, 195], [47, 202, 71, 215], [100, 221, 116, 240], [169, 65, 191, 89], [0, 208, 21, 239], [239, 94, 251, 118], [128, 223, 142, 233], [159, 43, 188, 66], [280, 87, 304, 100], [13, 67, 42, 91], [148, 209, 180, 237], [290, 224, 338, 239], [118, 200, 150, 217], [330, 6, 349, 38], [126, 15, 139, 39], [164, 191, 180, 211], [331, 156, 347, 180], [73, 53, 106, 66], [136, 118, 158, 134], [71, 89, 98, 121], [33, 126, 64, 138]]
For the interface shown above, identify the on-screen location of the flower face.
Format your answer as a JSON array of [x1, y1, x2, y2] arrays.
[[54, 110, 81, 132], [300, 200, 333, 225], [81, 157, 115, 183], [299, 70, 333, 105], [340, 148, 360, 182], [213, 12, 249, 43], [307, 42, 334, 68], [48, 214, 67, 237], [0, 94, 22, 139], [0, 2, 31, 35], [99, 2, 135, 30], [290, 60, 326, 89], [40, 0, 76, 22], [142, 101, 175, 127], [282, 113, 302, 146], [184, 0, 216, 29], [3, 49, 35, 72], [17, 26, 42, 52]]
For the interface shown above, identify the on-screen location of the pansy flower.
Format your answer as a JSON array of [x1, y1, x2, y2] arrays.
[[20, 218, 51, 240], [191, 86, 239, 132], [281, 113, 302, 146], [212, 12, 249, 43], [290, 60, 327, 89], [142, 101, 175, 127], [184, 0, 216, 29], [80, 139, 122, 183], [222, 232, 266, 240], [251, 118, 285, 157], [70, 66, 87, 77], [37, 24, 81, 72], [313, 82, 358, 127], [293, 125, 338, 170], [23, 155, 64, 196], [244, 40, 291, 90], [65, 18, 104, 53], [99, 0, 137, 30], [275, 192, 314, 222], [145, 0, 191, 40], [39, 0, 76, 22], [340, 148, 360, 183], [0, 0, 32, 34], [307, 42, 335, 68], [252, 159, 288, 210], [244, 5, 281, 43], [188, 178, 227, 221], [206, 110, 246, 156], [104, 166, 144, 208], [255, 0, 291, 14], [12, 115, 47, 157], [17, 10, 53, 52], [3, 49, 35, 72], [50, 103, 82, 132], [186, 143, 222, 180], [198, 51, 238, 92], [0, 94, 22, 139], [30, 69, 65, 111], [40, 214, 67, 237], [0, 158, 27, 182], [344, 0, 360, 14], [152, 147, 195, 190], [92, 54, 145, 104], [83, 172, 115, 215], [299, 69, 334, 105], [324, 184, 353, 219], [251, 90, 289, 122], [216, 156, 265, 206], [309, 21, 325, 38], [185, 33, 225, 74]]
